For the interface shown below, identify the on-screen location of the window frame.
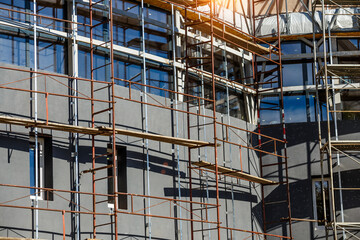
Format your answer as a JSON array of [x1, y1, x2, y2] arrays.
[[29, 134, 53, 201]]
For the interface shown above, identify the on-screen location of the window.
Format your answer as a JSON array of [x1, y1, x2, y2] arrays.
[[146, 68, 172, 97], [37, 40, 66, 74], [337, 38, 360, 64], [107, 145, 127, 210], [341, 90, 360, 120], [0, 34, 66, 74], [113, 0, 139, 14], [36, 1, 65, 31], [0, 0, 64, 30], [260, 95, 281, 125], [0, 0, 30, 24], [284, 93, 307, 123], [282, 62, 313, 87], [29, 134, 53, 201], [312, 178, 331, 227], [78, 49, 109, 81], [281, 41, 311, 55], [0, 34, 27, 67]]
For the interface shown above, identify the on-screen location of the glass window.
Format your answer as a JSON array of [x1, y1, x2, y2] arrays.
[[312, 179, 331, 226], [186, 78, 202, 99], [337, 38, 360, 51], [281, 41, 311, 55], [77, 14, 90, 38], [260, 93, 329, 124], [309, 92, 329, 122], [283, 62, 313, 87], [29, 135, 53, 201], [144, 25, 169, 58], [38, 40, 66, 74], [29, 147, 36, 196], [78, 49, 108, 81], [215, 89, 227, 115], [147, 68, 172, 97], [113, 0, 139, 14], [126, 63, 141, 89], [125, 27, 141, 50], [0, 34, 65, 73], [114, 59, 125, 85], [341, 90, 360, 120], [0, 0, 29, 23], [284, 93, 307, 123], [36, 1, 65, 31], [227, 53, 243, 83], [260, 96, 280, 125], [229, 91, 247, 120], [337, 38, 360, 64], [0, 0, 65, 30], [257, 64, 279, 89], [145, 7, 167, 23], [78, 49, 90, 79], [0, 34, 27, 67], [77, 12, 108, 41]]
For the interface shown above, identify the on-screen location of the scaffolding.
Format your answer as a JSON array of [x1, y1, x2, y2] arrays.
[[0, 0, 292, 239], [313, 0, 360, 239]]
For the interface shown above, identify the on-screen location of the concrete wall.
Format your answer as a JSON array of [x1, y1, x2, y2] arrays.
[[0, 62, 263, 240], [262, 121, 360, 240]]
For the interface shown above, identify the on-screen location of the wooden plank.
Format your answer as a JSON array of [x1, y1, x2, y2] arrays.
[[192, 160, 277, 185], [137, 0, 273, 56], [0, 116, 214, 148], [180, 9, 273, 55], [315, 0, 360, 5], [260, 31, 360, 42], [165, 0, 209, 7], [326, 64, 360, 77], [331, 140, 360, 151]]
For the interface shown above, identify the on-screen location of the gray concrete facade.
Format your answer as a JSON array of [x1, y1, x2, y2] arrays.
[[0, 62, 263, 240]]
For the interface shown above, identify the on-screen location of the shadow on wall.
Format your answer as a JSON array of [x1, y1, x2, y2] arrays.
[[254, 120, 360, 238], [252, 179, 313, 232], [0, 226, 169, 240], [163, 186, 258, 202], [0, 129, 187, 178]]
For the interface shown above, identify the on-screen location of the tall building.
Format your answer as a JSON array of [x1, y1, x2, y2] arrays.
[[0, 0, 359, 239]]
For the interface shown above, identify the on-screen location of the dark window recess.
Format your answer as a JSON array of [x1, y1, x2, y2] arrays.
[[43, 136, 53, 201], [107, 145, 127, 210], [341, 90, 360, 120], [313, 179, 331, 225], [29, 134, 53, 201]]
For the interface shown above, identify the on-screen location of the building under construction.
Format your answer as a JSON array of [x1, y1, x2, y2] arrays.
[[0, 0, 359, 239]]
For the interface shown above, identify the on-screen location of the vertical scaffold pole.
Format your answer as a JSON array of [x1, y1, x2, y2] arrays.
[[209, 0, 221, 238], [171, 5, 183, 240], [71, 1, 80, 239], [33, 0, 39, 238], [140, 0, 152, 238]]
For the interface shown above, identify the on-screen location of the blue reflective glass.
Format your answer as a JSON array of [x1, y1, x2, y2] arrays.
[[0, 34, 27, 67], [284, 94, 307, 123], [147, 68, 170, 97], [78, 50, 90, 79], [260, 96, 280, 125], [29, 148, 35, 195], [281, 41, 311, 55], [38, 40, 65, 74]]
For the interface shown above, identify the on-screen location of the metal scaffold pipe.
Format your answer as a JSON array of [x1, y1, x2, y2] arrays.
[[33, 0, 39, 238]]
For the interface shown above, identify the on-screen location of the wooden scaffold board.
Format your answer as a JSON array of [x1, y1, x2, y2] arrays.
[[135, 0, 274, 56], [192, 160, 277, 185], [0, 116, 214, 148]]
